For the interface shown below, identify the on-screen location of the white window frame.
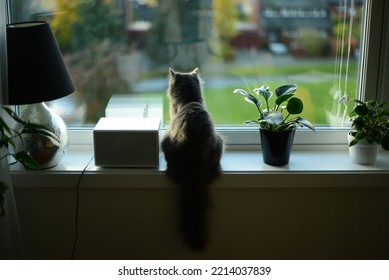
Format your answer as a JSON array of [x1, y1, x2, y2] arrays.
[[3, 0, 389, 148], [226, 0, 389, 147]]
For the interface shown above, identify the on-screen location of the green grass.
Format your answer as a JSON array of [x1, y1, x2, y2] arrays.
[[150, 61, 359, 127], [202, 80, 357, 126], [158, 81, 357, 127], [224, 62, 357, 78]]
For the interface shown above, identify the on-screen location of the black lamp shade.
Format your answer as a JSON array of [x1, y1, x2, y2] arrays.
[[6, 21, 75, 105]]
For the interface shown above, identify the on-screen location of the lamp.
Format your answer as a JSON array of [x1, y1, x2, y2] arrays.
[[6, 21, 75, 168]]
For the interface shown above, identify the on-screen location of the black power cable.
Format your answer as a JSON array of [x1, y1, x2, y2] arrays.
[[71, 155, 94, 260]]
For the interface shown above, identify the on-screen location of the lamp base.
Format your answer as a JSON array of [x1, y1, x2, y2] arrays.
[[12, 102, 68, 169]]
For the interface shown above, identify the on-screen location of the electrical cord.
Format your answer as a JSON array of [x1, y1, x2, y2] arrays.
[[71, 155, 94, 260]]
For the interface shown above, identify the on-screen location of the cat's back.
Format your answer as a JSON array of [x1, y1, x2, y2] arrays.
[[162, 68, 223, 185], [169, 101, 220, 147], [164, 67, 223, 163]]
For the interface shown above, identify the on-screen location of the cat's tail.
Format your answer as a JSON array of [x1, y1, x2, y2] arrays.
[[178, 176, 214, 251]]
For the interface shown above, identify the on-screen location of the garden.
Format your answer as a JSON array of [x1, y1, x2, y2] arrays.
[[143, 58, 359, 127]]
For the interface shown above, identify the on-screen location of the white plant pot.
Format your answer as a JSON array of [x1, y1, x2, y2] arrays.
[[348, 132, 379, 165]]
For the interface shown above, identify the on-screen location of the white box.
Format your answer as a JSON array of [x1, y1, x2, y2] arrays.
[[93, 117, 160, 167], [105, 95, 163, 119]]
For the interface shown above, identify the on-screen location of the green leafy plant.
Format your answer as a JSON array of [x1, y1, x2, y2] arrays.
[[0, 106, 59, 217], [348, 99, 389, 150], [234, 84, 315, 132]]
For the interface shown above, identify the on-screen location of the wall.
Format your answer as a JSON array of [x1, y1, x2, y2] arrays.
[[12, 172, 389, 260]]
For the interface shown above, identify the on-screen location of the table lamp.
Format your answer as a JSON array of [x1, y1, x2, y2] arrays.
[[6, 21, 75, 168]]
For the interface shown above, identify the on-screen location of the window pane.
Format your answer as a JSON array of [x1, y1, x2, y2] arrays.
[[11, 0, 365, 127]]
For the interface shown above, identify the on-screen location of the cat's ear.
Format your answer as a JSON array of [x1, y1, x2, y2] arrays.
[[169, 68, 176, 77], [192, 67, 199, 75]]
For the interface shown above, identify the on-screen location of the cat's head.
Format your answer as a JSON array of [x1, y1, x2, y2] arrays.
[[168, 67, 203, 107]]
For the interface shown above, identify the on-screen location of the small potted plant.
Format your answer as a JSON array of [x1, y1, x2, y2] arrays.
[[348, 99, 389, 165], [234, 84, 315, 166], [1, 106, 57, 217]]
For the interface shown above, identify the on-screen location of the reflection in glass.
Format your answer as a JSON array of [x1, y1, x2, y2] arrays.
[[10, 0, 364, 127]]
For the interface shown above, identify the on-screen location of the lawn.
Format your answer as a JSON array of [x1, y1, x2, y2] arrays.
[[150, 60, 358, 127], [203, 80, 357, 126]]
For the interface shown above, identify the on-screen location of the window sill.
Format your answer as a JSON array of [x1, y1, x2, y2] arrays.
[[9, 144, 389, 260], [10, 144, 389, 188]]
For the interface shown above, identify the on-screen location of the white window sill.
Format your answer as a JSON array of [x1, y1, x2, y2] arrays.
[[10, 144, 389, 260], [10, 144, 389, 188]]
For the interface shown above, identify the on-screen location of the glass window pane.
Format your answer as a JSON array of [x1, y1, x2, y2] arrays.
[[10, 0, 365, 128]]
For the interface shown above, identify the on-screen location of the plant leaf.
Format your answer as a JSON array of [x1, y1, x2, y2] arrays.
[[234, 89, 262, 108], [349, 139, 358, 146], [351, 117, 367, 129], [0, 116, 11, 135], [354, 104, 369, 116], [353, 99, 365, 105], [254, 85, 273, 101], [355, 131, 366, 141], [275, 84, 298, 97], [22, 123, 60, 146], [381, 109, 389, 117], [264, 112, 284, 126], [12, 151, 41, 170], [1, 106, 26, 125], [233, 88, 249, 96], [381, 134, 389, 150], [243, 95, 258, 105], [286, 97, 304, 114], [296, 117, 316, 132], [275, 93, 294, 106], [244, 120, 259, 126]]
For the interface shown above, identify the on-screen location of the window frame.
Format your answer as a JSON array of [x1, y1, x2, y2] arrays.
[[4, 0, 389, 147], [360, 0, 389, 103], [223, 0, 389, 147], [0, 1, 9, 106]]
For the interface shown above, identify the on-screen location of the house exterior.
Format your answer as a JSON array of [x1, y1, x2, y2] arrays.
[[259, 0, 332, 43]]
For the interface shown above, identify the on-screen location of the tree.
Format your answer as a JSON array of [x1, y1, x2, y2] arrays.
[[297, 28, 329, 57], [51, 0, 124, 52], [213, 0, 238, 59], [331, 5, 362, 57], [50, 0, 129, 123], [147, 0, 215, 71]]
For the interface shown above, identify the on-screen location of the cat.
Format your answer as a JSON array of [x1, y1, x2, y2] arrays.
[[161, 67, 224, 251]]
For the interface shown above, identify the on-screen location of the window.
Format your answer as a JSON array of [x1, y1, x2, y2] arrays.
[[4, 0, 389, 145], [0, 5, 6, 108]]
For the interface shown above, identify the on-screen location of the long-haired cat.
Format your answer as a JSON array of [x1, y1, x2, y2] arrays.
[[161, 68, 224, 251]]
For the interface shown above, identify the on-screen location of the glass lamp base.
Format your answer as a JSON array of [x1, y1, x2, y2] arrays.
[[12, 102, 68, 169]]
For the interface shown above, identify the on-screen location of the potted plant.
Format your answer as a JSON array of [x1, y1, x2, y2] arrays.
[[348, 99, 389, 165], [1, 106, 57, 217], [234, 84, 315, 165]]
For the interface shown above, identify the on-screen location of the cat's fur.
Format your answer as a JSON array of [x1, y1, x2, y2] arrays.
[[161, 68, 224, 251]]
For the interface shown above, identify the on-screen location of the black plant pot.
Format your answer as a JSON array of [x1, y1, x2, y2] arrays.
[[260, 128, 296, 166]]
